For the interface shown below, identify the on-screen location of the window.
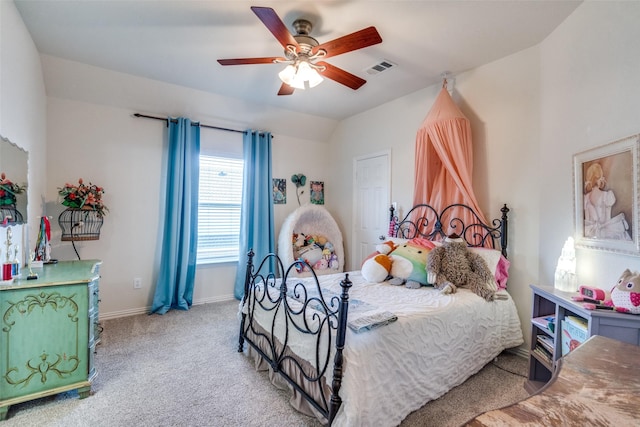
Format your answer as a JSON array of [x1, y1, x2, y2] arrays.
[[197, 155, 243, 264]]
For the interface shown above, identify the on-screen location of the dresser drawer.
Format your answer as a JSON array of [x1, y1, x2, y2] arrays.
[[0, 285, 89, 400]]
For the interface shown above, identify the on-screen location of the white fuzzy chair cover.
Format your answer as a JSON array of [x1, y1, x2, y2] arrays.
[[278, 204, 344, 277]]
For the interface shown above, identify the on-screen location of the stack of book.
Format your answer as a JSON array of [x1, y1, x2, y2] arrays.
[[532, 315, 556, 333], [533, 334, 554, 364]]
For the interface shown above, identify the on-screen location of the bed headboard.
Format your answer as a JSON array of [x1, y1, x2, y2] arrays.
[[389, 203, 510, 257]]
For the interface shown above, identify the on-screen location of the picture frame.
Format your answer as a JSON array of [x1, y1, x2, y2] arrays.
[[573, 133, 640, 255], [273, 178, 286, 204], [310, 181, 324, 205]]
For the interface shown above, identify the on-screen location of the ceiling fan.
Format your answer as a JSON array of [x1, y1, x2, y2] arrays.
[[217, 6, 382, 96]]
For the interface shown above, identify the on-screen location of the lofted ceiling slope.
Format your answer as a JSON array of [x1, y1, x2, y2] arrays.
[[15, 0, 582, 121]]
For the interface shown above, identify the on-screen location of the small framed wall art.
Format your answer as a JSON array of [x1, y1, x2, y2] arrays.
[[310, 181, 324, 205], [273, 178, 286, 204], [573, 133, 640, 255]]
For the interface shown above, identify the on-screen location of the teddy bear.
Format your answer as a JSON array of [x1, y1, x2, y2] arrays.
[[610, 269, 640, 314], [426, 234, 496, 301]]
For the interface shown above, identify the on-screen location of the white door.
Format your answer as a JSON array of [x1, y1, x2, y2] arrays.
[[352, 151, 391, 270]]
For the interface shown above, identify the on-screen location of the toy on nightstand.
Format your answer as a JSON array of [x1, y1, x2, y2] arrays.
[[579, 285, 606, 301], [572, 287, 613, 310], [609, 269, 640, 315]]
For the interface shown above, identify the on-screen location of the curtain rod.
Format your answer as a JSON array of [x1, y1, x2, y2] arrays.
[[133, 113, 246, 134]]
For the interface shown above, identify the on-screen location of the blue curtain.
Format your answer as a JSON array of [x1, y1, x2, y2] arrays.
[[150, 117, 200, 314], [234, 130, 275, 299]]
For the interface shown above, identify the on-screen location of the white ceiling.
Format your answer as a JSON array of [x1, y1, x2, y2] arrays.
[[15, 0, 581, 121]]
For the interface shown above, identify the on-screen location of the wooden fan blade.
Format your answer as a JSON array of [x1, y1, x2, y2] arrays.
[[251, 6, 299, 50], [217, 57, 284, 66], [316, 61, 366, 90], [313, 27, 382, 59], [277, 83, 295, 96]]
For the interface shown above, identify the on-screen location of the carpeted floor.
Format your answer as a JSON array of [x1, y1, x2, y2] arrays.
[[2, 300, 529, 426]]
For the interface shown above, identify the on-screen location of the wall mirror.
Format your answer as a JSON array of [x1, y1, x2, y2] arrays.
[[0, 134, 28, 224]]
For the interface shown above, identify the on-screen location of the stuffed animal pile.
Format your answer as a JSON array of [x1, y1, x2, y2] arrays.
[[426, 234, 496, 301], [361, 234, 497, 301], [292, 232, 339, 273]]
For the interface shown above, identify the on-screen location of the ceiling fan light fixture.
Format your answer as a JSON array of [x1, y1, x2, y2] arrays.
[[289, 67, 307, 90], [303, 66, 324, 88], [278, 64, 297, 85], [278, 60, 323, 90]]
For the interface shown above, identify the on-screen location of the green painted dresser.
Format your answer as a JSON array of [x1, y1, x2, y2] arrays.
[[0, 260, 101, 420]]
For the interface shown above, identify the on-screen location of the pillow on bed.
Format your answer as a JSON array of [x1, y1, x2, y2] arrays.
[[410, 237, 436, 248], [468, 247, 510, 290], [495, 256, 510, 289]]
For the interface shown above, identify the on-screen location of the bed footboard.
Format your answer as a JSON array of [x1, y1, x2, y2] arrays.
[[238, 249, 352, 424]]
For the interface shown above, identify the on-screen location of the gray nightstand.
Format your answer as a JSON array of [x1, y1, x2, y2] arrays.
[[526, 284, 640, 393]]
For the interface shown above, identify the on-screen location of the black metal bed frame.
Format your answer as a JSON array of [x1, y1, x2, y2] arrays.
[[238, 203, 510, 425], [391, 203, 510, 257]]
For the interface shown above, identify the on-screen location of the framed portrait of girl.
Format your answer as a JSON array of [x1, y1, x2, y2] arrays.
[[574, 134, 640, 255]]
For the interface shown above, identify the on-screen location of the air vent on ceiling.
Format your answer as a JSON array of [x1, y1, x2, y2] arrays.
[[364, 59, 397, 76]]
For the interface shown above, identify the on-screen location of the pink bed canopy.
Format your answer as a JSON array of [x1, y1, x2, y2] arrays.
[[412, 84, 487, 237]]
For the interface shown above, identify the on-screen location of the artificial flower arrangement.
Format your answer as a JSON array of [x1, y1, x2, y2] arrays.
[[0, 172, 26, 206], [58, 178, 108, 217]]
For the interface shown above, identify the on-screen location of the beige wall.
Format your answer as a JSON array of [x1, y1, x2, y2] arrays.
[[539, 1, 640, 288]]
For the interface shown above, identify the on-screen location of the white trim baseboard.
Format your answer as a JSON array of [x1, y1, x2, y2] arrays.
[[99, 294, 237, 320]]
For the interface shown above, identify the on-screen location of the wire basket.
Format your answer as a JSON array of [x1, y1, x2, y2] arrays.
[[58, 208, 103, 241], [0, 205, 23, 224]]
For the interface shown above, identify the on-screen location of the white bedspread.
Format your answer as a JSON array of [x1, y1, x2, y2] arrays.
[[245, 270, 524, 427]]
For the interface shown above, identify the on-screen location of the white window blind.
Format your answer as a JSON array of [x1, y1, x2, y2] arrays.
[[197, 155, 243, 264]]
